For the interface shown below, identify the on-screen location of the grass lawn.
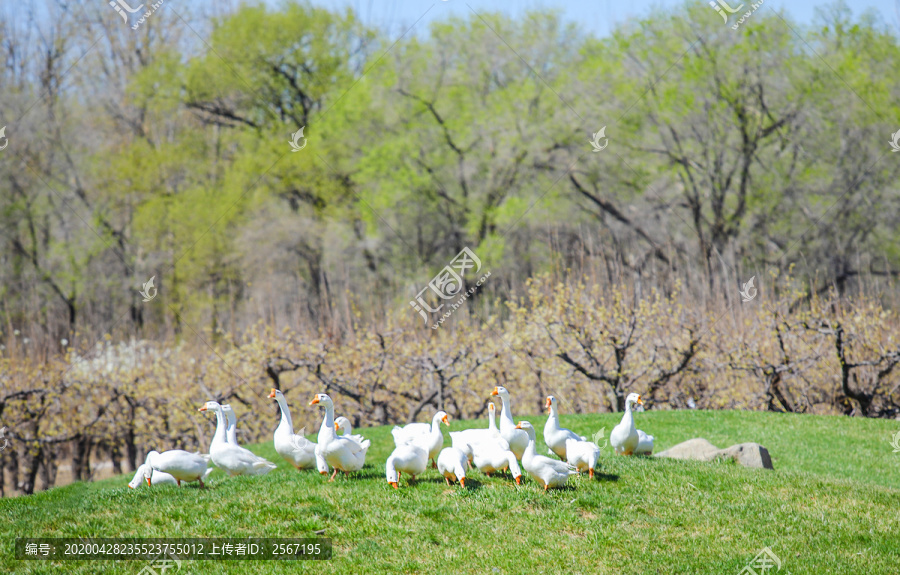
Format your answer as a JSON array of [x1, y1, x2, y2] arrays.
[[2, 410, 899, 574]]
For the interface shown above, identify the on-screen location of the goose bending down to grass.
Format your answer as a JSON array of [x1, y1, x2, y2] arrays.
[[516, 421, 576, 491], [470, 439, 522, 484], [311, 394, 370, 481], [385, 442, 428, 489], [222, 404, 238, 445], [565, 438, 601, 478], [610, 393, 648, 456], [543, 396, 586, 460], [391, 411, 449, 468], [450, 403, 507, 464], [490, 386, 529, 459], [199, 401, 277, 476], [268, 388, 317, 470], [139, 450, 212, 488], [129, 463, 177, 488], [436, 447, 468, 488]]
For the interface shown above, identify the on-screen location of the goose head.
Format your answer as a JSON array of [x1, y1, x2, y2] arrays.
[[490, 386, 510, 399], [625, 393, 643, 409], [141, 451, 161, 487], [488, 403, 495, 415], [309, 393, 334, 408], [386, 464, 400, 489], [434, 411, 450, 427], [129, 463, 153, 489], [198, 401, 222, 413], [335, 416, 351, 436], [514, 420, 536, 440], [268, 388, 284, 400], [545, 395, 557, 412]]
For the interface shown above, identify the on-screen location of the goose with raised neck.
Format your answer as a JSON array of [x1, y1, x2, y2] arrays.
[[490, 386, 529, 459]]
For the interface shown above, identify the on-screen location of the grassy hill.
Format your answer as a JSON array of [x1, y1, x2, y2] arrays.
[[2, 410, 899, 574]]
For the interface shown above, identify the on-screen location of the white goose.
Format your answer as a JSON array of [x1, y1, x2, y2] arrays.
[[140, 450, 211, 487], [516, 421, 576, 491], [565, 438, 601, 478], [334, 416, 352, 436], [128, 463, 177, 488], [269, 388, 317, 470], [610, 393, 644, 455], [450, 403, 507, 464], [436, 447, 469, 487], [199, 401, 277, 476], [470, 439, 522, 484], [335, 417, 369, 448], [222, 404, 238, 445], [543, 396, 586, 460], [385, 442, 428, 489], [491, 386, 529, 459], [635, 429, 655, 455], [310, 393, 370, 480], [391, 411, 449, 467]]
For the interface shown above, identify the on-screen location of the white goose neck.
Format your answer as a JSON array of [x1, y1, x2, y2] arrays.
[[549, 404, 559, 422], [499, 395, 514, 423], [275, 396, 294, 433], [213, 408, 227, 444], [523, 434, 536, 462], [622, 401, 635, 428], [323, 405, 335, 429]]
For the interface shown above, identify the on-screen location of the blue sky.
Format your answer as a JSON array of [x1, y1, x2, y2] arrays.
[[306, 0, 898, 37]]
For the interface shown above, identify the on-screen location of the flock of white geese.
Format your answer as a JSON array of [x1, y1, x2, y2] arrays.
[[129, 386, 653, 492]]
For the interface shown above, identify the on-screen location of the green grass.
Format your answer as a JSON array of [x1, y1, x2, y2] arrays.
[[2, 410, 900, 574]]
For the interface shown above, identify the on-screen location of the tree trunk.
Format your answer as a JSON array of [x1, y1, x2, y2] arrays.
[[39, 446, 59, 490], [125, 426, 138, 472], [21, 442, 42, 495], [71, 435, 93, 482]]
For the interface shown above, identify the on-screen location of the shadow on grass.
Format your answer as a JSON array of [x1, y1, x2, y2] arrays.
[[591, 472, 619, 482]]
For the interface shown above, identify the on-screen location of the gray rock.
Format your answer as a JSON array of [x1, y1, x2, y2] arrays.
[[714, 442, 773, 469], [655, 437, 774, 470], [654, 438, 719, 461]]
